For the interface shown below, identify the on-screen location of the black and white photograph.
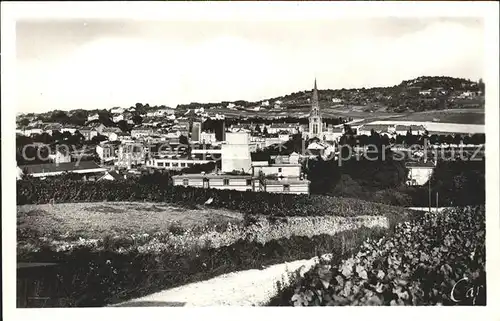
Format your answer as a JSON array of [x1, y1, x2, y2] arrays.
[[2, 1, 499, 320]]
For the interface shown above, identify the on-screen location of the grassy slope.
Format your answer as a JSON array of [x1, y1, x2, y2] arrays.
[[17, 202, 243, 240]]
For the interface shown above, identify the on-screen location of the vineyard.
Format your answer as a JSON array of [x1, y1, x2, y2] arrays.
[[268, 206, 486, 306]]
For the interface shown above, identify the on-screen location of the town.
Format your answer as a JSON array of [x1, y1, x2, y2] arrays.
[[16, 77, 485, 198]]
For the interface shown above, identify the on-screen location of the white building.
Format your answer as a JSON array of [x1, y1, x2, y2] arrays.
[[110, 107, 125, 114], [113, 114, 124, 123], [146, 156, 213, 170], [221, 132, 252, 174], [200, 131, 217, 144], [87, 113, 99, 122], [131, 127, 154, 139]]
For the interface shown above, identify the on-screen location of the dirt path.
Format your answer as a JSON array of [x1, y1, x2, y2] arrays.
[[111, 254, 331, 307]]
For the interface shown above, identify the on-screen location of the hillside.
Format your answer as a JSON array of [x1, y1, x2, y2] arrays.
[[17, 76, 485, 127], [177, 76, 485, 113]]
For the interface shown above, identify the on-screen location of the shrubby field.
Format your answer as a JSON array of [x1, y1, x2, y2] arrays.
[[17, 182, 415, 307], [268, 206, 485, 306], [17, 179, 408, 221]]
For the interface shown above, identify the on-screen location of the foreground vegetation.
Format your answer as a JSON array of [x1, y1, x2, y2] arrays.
[[268, 206, 485, 306], [17, 179, 409, 222]]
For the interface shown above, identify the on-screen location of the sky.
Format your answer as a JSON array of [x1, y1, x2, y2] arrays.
[[16, 17, 484, 113]]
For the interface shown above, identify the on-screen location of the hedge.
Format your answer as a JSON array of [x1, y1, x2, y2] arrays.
[[18, 227, 389, 307]]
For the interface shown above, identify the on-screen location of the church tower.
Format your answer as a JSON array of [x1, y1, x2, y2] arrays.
[[308, 79, 323, 140]]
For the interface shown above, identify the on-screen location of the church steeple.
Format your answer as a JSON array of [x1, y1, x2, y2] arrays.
[[312, 78, 319, 108], [308, 78, 323, 139]]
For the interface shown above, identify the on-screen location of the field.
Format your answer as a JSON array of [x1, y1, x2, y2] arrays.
[[17, 202, 244, 240]]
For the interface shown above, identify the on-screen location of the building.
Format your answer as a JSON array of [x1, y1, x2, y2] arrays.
[[78, 127, 96, 141], [406, 160, 436, 186], [191, 121, 202, 142], [395, 125, 427, 136], [87, 113, 99, 122], [267, 123, 299, 135], [102, 127, 122, 141], [116, 143, 146, 168], [97, 170, 125, 181], [308, 79, 323, 140], [221, 132, 252, 173], [173, 173, 254, 191], [17, 161, 108, 180], [146, 155, 214, 170], [357, 124, 390, 136], [251, 163, 301, 179], [323, 127, 344, 142], [131, 127, 154, 139], [96, 142, 119, 162], [113, 114, 124, 123], [200, 131, 217, 144], [110, 107, 125, 114], [172, 129, 310, 194]]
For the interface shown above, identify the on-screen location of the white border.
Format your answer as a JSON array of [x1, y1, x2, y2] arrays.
[[2, 2, 499, 321]]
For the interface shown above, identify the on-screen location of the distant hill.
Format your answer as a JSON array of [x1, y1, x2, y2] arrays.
[[176, 76, 485, 113], [17, 76, 485, 126]]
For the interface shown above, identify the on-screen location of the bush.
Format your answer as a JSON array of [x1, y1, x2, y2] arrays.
[[17, 227, 389, 307], [269, 206, 485, 306]]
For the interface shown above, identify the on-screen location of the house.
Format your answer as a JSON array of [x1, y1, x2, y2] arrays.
[[323, 127, 344, 142], [113, 114, 124, 123], [17, 161, 108, 180], [78, 127, 96, 141], [251, 163, 302, 179], [43, 123, 63, 135], [21, 127, 44, 136], [419, 89, 432, 96], [395, 125, 426, 136], [406, 160, 436, 186], [306, 142, 325, 157], [102, 127, 122, 141], [110, 107, 125, 114], [261, 178, 310, 194], [87, 113, 99, 122], [173, 173, 254, 191], [200, 131, 217, 144], [115, 143, 147, 168], [356, 124, 390, 136], [267, 123, 298, 135], [146, 155, 214, 170], [131, 127, 154, 139], [116, 132, 133, 142], [61, 127, 79, 135], [96, 142, 119, 162]]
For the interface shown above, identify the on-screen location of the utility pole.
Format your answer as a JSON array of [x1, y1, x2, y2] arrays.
[[428, 178, 432, 213], [436, 192, 439, 211]]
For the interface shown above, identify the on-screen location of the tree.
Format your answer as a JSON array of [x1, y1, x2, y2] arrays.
[[255, 124, 261, 134], [262, 126, 269, 136], [116, 120, 130, 133], [132, 114, 143, 125]]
